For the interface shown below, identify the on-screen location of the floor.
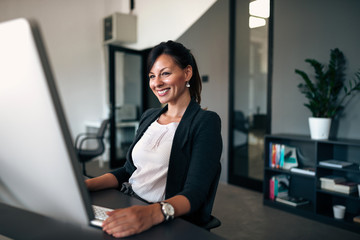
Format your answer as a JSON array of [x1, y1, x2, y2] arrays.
[[211, 183, 360, 240], [86, 160, 360, 240]]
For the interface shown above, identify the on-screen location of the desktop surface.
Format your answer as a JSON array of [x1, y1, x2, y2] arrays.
[[0, 189, 225, 240]]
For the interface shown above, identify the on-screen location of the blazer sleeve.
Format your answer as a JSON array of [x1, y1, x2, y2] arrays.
[[178, 111, 222, 213]]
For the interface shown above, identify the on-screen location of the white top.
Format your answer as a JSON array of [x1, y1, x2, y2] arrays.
[[129, 120, 179, 202]]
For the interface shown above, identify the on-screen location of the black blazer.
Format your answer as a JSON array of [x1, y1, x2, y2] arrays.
[[111, 99, 223, 225]]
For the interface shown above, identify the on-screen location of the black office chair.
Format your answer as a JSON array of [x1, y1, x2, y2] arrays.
[[74, 119, 109, 177], [202, 163, 222, 231]]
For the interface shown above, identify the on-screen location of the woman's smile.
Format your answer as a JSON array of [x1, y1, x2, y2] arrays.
[[157, 88, 170, 96]]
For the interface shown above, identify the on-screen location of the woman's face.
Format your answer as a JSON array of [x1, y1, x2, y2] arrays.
[[149, 54, 192, 105]]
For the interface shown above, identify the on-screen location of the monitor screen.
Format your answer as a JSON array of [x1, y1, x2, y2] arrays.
[[0, 18, 94, 225]]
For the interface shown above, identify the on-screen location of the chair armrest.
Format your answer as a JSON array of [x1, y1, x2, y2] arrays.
[[74, 133, 97, 149]]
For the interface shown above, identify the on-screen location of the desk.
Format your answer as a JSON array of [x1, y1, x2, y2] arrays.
[[0, 189, 225, 240]]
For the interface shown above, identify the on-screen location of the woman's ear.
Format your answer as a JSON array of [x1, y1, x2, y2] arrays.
[[184, 65, 193, 82]]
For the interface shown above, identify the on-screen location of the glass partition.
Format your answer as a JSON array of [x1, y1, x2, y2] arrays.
[[229, 0, 272, 191], [108, 45, 147, 168]]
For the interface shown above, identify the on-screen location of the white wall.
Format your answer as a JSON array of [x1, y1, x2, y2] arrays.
[[0, 0, 217, 138], [122, 0, 217, 50], [272, 0, 360, 138], [0, 0, 107, 137]]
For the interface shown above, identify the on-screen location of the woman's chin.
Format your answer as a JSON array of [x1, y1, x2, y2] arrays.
[[156, 97, 168, 104]]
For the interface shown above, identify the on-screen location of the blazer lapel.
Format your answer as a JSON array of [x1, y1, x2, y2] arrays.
[[172, 99, 201, 149]]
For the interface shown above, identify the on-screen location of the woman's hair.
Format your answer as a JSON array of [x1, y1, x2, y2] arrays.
[[147, 40, 202, 104]]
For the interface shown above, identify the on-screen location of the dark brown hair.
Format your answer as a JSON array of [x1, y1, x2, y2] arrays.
[[147, 40, 202, 104]]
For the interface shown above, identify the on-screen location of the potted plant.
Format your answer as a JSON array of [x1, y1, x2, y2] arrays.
[[295, 48, 360, 139]]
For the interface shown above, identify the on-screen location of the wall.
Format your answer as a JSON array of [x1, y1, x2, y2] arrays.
[[0, 0, 107, 138], [178, 0, 230, 182], [272, 0, 360, 138], [122, 0, 218, 50]]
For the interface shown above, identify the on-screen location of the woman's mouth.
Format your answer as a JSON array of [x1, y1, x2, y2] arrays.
[[157, 89, 170, 96]]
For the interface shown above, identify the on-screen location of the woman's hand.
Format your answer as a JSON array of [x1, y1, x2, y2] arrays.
[[102, 204, 164, 238]]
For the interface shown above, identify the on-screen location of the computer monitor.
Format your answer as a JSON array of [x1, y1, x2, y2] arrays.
[[0, 18, 94, 226]]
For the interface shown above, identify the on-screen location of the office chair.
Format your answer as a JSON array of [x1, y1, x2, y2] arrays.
[[202, 163, 222, 231], [74, 119, 109, 177]]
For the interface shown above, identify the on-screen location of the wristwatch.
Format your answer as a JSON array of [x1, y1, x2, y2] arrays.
[[159, 201, 175, 222]]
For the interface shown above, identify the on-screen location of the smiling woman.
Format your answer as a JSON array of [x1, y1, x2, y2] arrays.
[[86, 41, 223, 238]]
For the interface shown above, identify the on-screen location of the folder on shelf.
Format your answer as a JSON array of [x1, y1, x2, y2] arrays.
[[275, 196, 310, 207], [290, 167, 315, 176], [319, 160, 354, 168]]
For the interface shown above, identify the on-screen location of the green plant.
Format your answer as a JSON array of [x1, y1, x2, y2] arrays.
[[295, 48, 360, 118]]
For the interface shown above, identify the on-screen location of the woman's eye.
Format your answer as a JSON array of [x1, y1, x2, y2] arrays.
[[161, 72, 170, 76], [149, 75, 155, 79]]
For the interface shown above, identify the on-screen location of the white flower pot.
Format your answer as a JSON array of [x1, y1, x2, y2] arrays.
[[308, 117, 332, 140]]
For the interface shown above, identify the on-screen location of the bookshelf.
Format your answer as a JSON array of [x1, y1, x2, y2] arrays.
[[263, 134, 360, 234]]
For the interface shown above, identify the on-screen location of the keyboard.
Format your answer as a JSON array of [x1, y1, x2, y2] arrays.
[[92, 205, 113, 224]]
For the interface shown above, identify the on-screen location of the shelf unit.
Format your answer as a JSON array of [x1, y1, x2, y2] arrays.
[[263, 134, 360, 234]]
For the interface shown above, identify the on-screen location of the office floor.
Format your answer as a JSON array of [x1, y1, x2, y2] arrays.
[[86, 160, 360, 240], [211, 183, 360, 240]]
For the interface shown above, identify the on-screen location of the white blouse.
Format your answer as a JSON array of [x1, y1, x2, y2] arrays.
[[129, 120, 179, 202]]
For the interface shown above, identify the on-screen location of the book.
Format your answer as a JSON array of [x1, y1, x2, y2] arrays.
[[290, 167, 315, 176], [279, 144, 285, 168], [319, 175, 346, 184], [320, 181, 335, 191], [275, 144, 281, 168], [271, 143, 276, 168], [275, 196, 310, 207], [269, 177, 275, 200], [269, 174, 289, 200], [269, 142, 273, 167], [269, 143, 298, 170], [319, 160, 353, 168], [333, 182, 358, 194], [320, 177, 357, 194]]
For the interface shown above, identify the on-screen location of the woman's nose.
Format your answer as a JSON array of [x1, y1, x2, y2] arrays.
[[152, 76, 163, 87]]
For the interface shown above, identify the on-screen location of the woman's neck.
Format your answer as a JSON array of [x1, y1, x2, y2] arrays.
[[158, 97, 191, 124]]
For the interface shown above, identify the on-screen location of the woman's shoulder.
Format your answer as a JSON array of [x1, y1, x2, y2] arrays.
[[197, 108, 221, 122], [188, 100, 221, 122]]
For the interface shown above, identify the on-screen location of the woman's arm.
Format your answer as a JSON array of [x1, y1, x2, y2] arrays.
[[85, 173, 119, 191], [178, 111, 222, 213], [102, 195, 190, 238]]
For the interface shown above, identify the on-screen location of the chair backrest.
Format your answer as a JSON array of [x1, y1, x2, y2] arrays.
[[76, 119, 109, 163], [97, 119, 109, 138], [203, 163, 221, 218], [182, 163, 221, 228]]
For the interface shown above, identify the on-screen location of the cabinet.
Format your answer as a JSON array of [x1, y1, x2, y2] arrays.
[[263, 134, 360, 233]]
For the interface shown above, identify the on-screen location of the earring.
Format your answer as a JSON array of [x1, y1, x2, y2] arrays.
[[186, 82, 190, 88]]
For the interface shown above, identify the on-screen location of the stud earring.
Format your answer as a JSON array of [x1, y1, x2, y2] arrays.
[[186, 82, 190, 88]]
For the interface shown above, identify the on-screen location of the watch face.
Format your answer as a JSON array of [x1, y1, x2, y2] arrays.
[[164, 203, 175, 215], [161, 202, 175, 220]]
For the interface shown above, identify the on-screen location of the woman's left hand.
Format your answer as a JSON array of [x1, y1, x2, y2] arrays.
[[102, 204, 163, 238]]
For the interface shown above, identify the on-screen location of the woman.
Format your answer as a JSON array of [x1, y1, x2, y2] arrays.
[[86, 40, 222, 238]]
